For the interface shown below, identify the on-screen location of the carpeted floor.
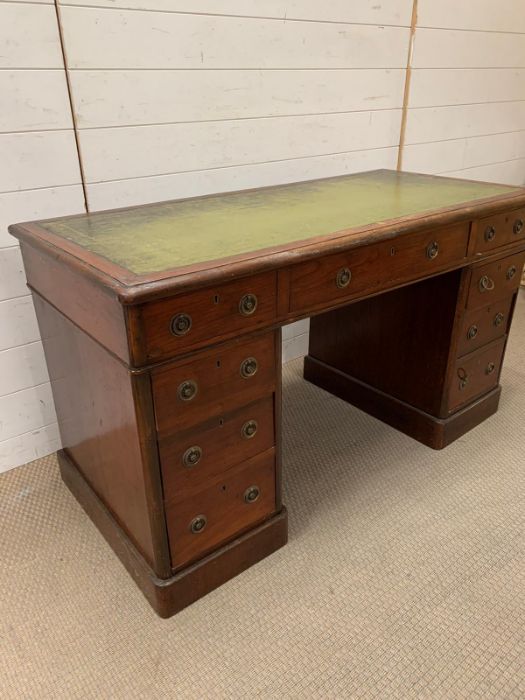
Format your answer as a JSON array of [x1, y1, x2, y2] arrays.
[[1, 293, 524, 699]]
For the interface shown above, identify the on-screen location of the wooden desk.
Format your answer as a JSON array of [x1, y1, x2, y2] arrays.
[[10, 170, 525, 617]]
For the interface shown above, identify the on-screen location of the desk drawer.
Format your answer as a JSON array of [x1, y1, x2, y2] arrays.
[[457, 297, 513, 357], [448, 337, 506, 412], [472, 208, 525, 254], [166, 449, 276, 569], [140, 271, 277, 362], [152, 331, 277, 435], [466, 250, 525, 310], [289, 223, 469, 314], [159, 396, 275, 502]]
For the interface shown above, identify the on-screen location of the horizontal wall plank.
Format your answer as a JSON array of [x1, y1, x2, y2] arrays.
[[404, 101, 525, 145], [0, 382, 57, 443], [403, 131, 525, 174], [58, 0, 413, 26], [71, 68, 406, 128], [283, 319, 310, 341], [0, 422, 60, 474], [412, 29, 525, 69], [0, 185, 85, 248], [0, 296, 40, 352], [0, 71, 72, 133], [283, 332, 309, 363], [0, 3, 63, 69], [61, 8, 410, 69], [0, 342, 49, 397], [80, 110, 402, 182], [86, 146, 399, 209], [409, 68, 525, 108], [417, 0, 525, 34], [0, 246, 27, 301], [0, 131, 82, 193], [441, 159, 525, 187]]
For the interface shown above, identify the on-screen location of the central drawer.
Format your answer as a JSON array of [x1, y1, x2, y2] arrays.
[[152, 331, 277, 435], [289, 222, 469, 314]]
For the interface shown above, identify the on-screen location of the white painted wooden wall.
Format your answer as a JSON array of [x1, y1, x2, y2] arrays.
[[402, 0, 525, 183], [1, 0, 524, 472], [0, 1, 85, 472]]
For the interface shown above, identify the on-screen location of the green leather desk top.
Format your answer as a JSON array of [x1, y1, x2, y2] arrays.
[[36, 170, 520, 276]]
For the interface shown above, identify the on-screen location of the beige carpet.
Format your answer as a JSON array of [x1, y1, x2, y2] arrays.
[[2, 294, 525, 699]]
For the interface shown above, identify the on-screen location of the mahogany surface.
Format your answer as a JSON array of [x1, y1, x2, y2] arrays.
[[457, 298, 513, 357], [151, 331, 277, 435], [466, 249, 525, 310], [139, 271, 278, 364], [166, 449, 277, 570], [9, 169, 525, 616], [159, 395, 275, 502], [308, 271, 463, 418], [32, 293, 167, 572], [471, 206, 525, 254], [289, 222, 469, 314]]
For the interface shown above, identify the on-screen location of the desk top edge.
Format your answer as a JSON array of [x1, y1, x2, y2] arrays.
[[9, 169, 525, 302]]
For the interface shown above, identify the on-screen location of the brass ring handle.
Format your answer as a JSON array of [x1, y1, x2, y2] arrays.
[[494, 312, 505, 327], [485, 362, 496, 375], [467, 325, 478, 341], [506, 265, 517, 280], [335, 267, 352, 289], [182, 445, 202, 468], [189, 515, 207, 534], [484, 225, 496, 242], [239, 293, 258, 316], [240, 357, 258, 379], [241, 420, 258, 440], [457, 367, 469, 390], [244, 485, 260, 504], [178, 380, 198, 401], [426, 241, 439, 259], [478, 275, 495, 292], [513, 218, 524, 235], [170, 313, 192, 336]]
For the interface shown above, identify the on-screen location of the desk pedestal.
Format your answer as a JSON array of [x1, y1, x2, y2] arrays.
[[305, 267, 515, 448]]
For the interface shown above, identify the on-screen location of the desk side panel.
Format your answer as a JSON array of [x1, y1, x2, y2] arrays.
[[33, 294, 159, 569], [19, 241, 130, 362]]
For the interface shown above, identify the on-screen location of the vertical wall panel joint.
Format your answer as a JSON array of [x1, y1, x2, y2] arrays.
[[397, 0, 418, 171], [53, 1, 90, 212]]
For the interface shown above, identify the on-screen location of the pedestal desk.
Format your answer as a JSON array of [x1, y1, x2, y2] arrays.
[[10, 170, 525, 617]]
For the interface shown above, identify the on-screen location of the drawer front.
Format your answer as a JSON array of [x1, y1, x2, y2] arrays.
[[448, 338, 506, 412], [472, 208, 525, 254], [466, 250, 525, 310], [289, 223, 469, 314], [166, 449, 276, 569], [140, 271, 277, 362], [457, 297, 513, 357], [152, 331, 277, 435], [159, 396, 275, 502]]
